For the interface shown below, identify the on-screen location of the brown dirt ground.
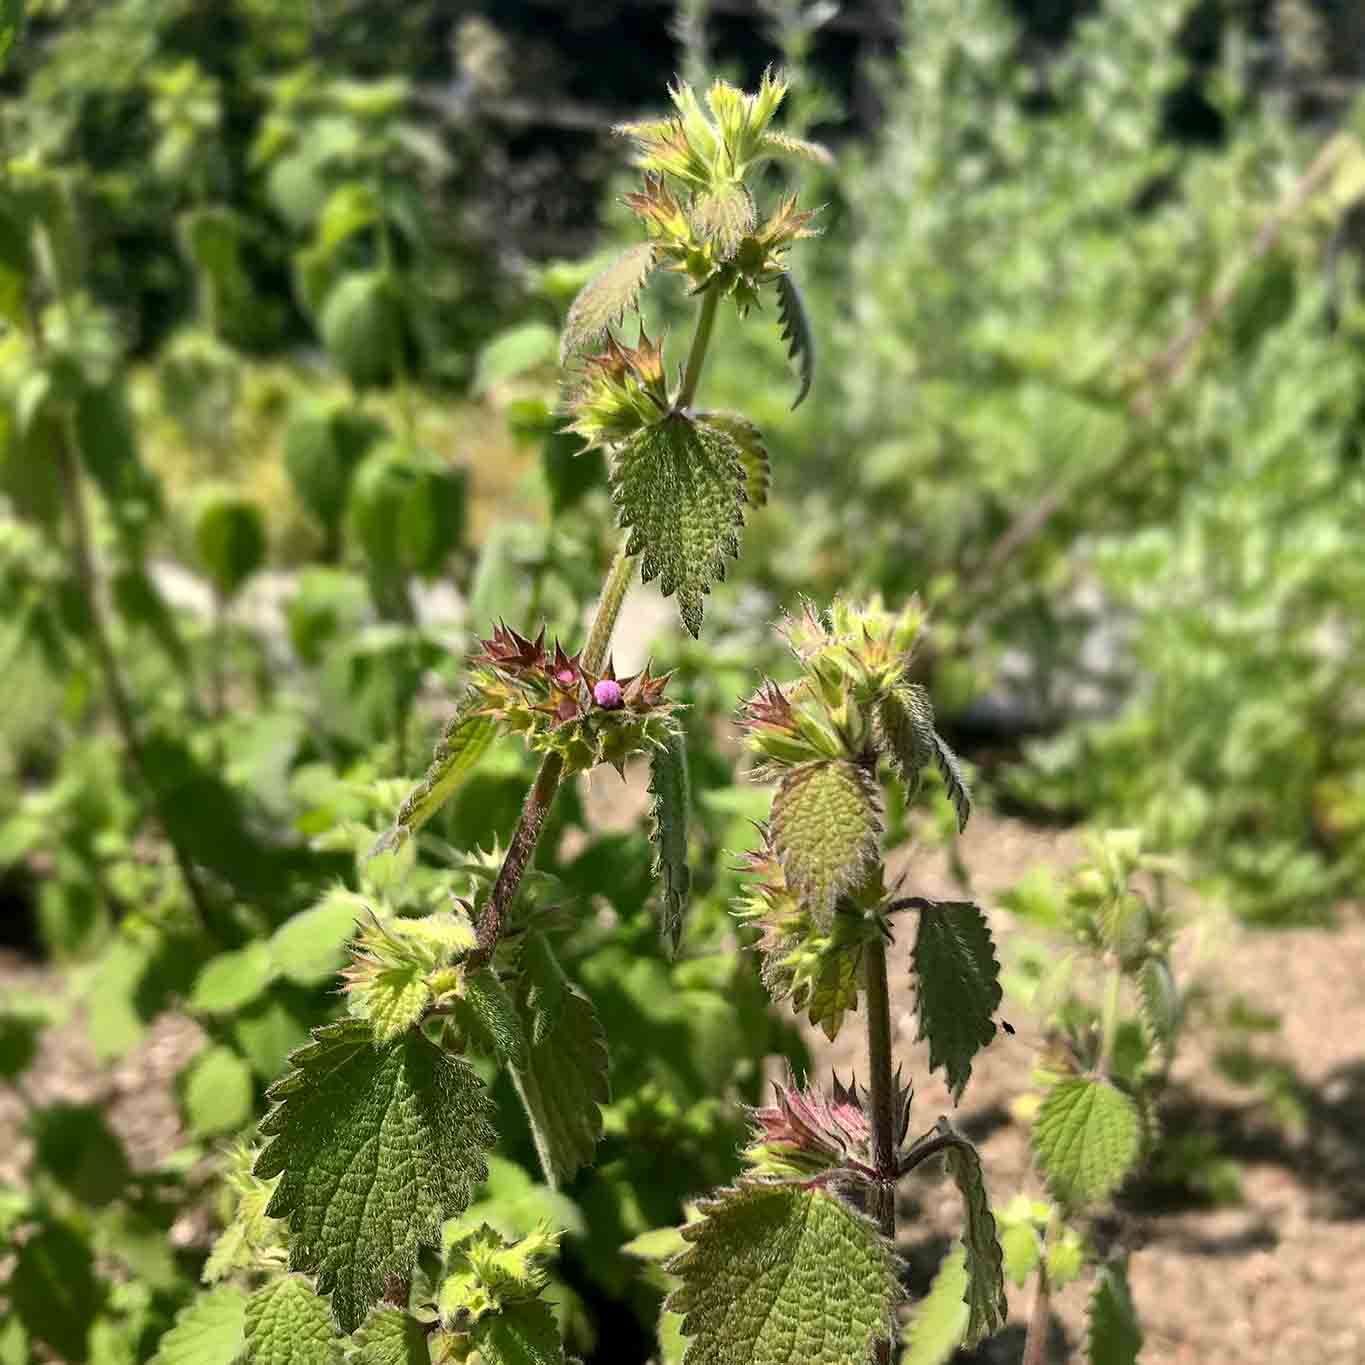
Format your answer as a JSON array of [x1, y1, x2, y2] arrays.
[[3, 810, 1363, 1363]]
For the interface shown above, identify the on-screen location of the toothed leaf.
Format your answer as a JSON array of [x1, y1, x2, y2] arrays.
[[900, 1245, 968, 1365], [689, 181, 756, 259], [696, 410, 769, 507], [254, 1019, 497, 1333], [348, 1309, 429, 1365], [943, 1137, 1008, 1346], [665, 1182, 898, 1365], [456, 968, 528, 1069], [152, 1286, 248, 1365], [1033, 1077, 1142, 1209], [560, 243, 658, 362], [770, 759, 882, 925], [1137, 957, 1178, 1056], [931, 732, 972, 832], [757, 131, 833, 166], [468, 1300, 565, 1365], [611, 413, 746, 638], [775, 272, 815, 409], [374, 696, 498, 854], [648, 723, 692, 954], [1086, 1263, 1141, 1365], [512, 953, 609, 1187], [877, 683, 936, 800], [244, 1276, 342, 1365], [911, 901, 1001, 1101]]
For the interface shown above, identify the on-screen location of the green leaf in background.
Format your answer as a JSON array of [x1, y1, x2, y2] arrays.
[[1033, 1077, 1142, 1208], [468, 1300, 565, 1365], [191, 942, 279, 1013], [152, 1286, 248, 1365], [911, 901, 1001, 1101], [647, 723, 691, 954], [1086, 1262, 1142, 1365], [255, 1019, 496, 1333], [559, 243, 657, 362], [348, 1309, 429, 1365], [29, 1102, 130, 1206], [610, 411, 747, 638], [774, 270, 814, 409], [665, 1182, 898, 1365], [900, 1244, 968, 1365], [192, 485, 266, 600], [474, 321, 558, 395], [770, 759, 882, 924], [943, 1136, 1008, 1346], [374, 695, 498, 853], [320, 270, 403, 389], [0, 0, 25, 72], [269, 890, 365, 985], [244, 1275, 342, 1365], [346, 442, 467, 577], [282, 396, 385, 542], [0, 1012, 38, 1080], [999, 1220, 1041, 1288], [184, 1045, 255, 1137], [10, 1218, 101, 1362]]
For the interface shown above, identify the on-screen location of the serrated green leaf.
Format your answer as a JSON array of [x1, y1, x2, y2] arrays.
[[665, 1182, 898, 1365], [152, 1286, 248, 1365], [900, 1244, 968, 1365], [184, 1046, 254, 1137], [695, 411, 769, 508], [468, 1299, 564, 1365], [458, 969, 528, 1069], [511, 979, 609, 1189], [878, 684, 936, 800], [255, 1019, 497, 1333], [245, 1276, 343, 1365], [775, 271, 815, 409], [1000, 1222, 1041, 1288], [611, 412, 746, 638], [1086, 1263, 1141, 1365], [191, 943, 279, 1014], [911, 901, 1001, 1101], [350, 965, 431, 1044], [931, 733, 972, 833], [1137, 957, 1178, 1056], [690, 180, 756, 259], [1033, 1078, 1142, 1208], [770, 759, 882, 925], [943, 1138, 1008, 1346], [375, 697, 499, 855], [757, 130, 832, 166], [648, 724, 691, 954], [348, 1310, 428, 1365], [518, 932, 568, 1047], [560, 243, 658, 362]]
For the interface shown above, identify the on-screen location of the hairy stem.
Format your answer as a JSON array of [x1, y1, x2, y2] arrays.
[[583, 542, 636, 673], [1098, 961, 1122, 1075], [1021, 1259, 1052, 1365], [863, 932, 898, 1365], [677, 282, 720, 409]]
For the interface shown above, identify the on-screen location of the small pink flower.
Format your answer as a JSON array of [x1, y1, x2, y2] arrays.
[[594, 679, 624, 709]]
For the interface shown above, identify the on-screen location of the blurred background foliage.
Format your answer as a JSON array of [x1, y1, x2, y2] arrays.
[[3, 0, 1365, 1361]]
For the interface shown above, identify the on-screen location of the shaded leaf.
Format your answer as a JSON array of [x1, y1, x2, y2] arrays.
[[468, 1299, 565, 1365], [648, 723, 692, 954], [255, 1019, 497, 1333], [244, 1275, 343, 1365], [560, 243, 658, 362], [10, 1218, 100, 1361], [349, 1309, 429, 1365], [1086, 1262, 1142, 1365], [775, 272, 815, 409], [911, 901, 1001, 1101], [770, 759, 882, 925], [665, 1182, 898, 1365], [457, 968, 528, 1069], [1033, 1078, 1142, 1208], [610, 412, 746, 638], [943, 1136, 1008, 1346]]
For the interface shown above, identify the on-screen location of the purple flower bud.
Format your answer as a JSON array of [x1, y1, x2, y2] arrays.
[[594, 679, 624, 709]]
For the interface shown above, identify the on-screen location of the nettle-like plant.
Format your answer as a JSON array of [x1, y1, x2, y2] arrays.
[[157, 74, 1003, 1365]]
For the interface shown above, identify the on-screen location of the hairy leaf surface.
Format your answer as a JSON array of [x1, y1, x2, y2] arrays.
[[1086, 1263, 1142, 1365], [775, 272, 815, 409], [611, 413, 746, 638], [244, 1275, 342, 1365], [1033, 1077, 1141, 1208], [648, 723, 692, 954], [1137, 957, 1178, 1057], [943, 1138, 1008, 1345], [457, 968, 528, 1069], [254, 1020, 496, 1332], [931, 732, 972, 833], [690, 181, 756, 259], [770, 759, 882, 925], [911, 901, 1001, 1101], [878, 683, 935, 798], [665, 1182, 898, 1365], [152, 1286, 248, 1365], [560, 242, 658, 362], [697, 411, 769, 507]]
